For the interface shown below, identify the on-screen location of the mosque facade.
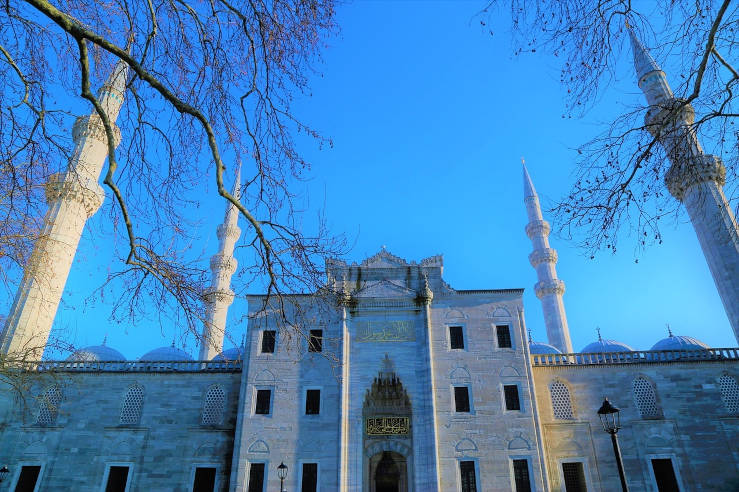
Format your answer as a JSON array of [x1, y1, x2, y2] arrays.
[[1, 27, 738, 492]]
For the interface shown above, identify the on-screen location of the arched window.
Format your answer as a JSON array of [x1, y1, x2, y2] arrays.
[[37, 384, 63, 425], [549, 380, 574, 420], [719, 374, 739, 415], [202, 384, 226, 425], [632, 377, 661, 419], [120, 383, 145, 425]]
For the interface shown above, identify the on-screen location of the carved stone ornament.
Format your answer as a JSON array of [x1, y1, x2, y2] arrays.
[[45, 173, 104, 217], [72, 114, 122, 146], [210, 254, 237, 275], [216, 223, 241, 241], [665, 154, 726, 200], [644, 98, 695, 136], [534, 279, 566, 298], [525, 219, 551, 239], [528, 248, 558, 267], [202, 288, 235, 304]]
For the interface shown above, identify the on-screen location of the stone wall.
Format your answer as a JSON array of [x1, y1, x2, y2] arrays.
[[532, 359, 739, 491], [0, 370, 240, 491]]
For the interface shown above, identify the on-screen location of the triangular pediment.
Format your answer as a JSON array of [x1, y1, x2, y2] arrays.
[[354, 279, 416, 298]]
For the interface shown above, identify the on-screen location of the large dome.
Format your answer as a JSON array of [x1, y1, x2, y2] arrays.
[[580, 339, 634, 353], [67, 344, 127, 361], [651, 334, 710, 351], [212, 346, 245, 361], [529, 341, 562, 354], [139, 345, 193, 361]]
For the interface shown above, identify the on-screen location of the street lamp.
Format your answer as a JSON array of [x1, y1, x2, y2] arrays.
[[0, 466, 9, 483], [597, 398, 628, 491], [277, 461, 288, 492]]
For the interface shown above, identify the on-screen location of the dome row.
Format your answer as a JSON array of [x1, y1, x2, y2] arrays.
[[67, 344, 245, 362], [530, 334, 710, 354]]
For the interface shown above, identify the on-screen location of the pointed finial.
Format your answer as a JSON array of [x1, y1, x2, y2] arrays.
[[528, 328, 533, 344], [624, 17, 630, 29], [171, 338, 176, 348], [521, 156, 525, 165], [102, 334, 108, 346], [381, 245, 387, 251], [596, 326, 602, 341], [240, 334, 245, 347], [667, 324, 673, 337], [522, 160, 538, 200]]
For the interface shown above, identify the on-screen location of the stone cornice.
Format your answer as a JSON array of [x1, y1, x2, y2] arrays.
[[45, 173, 104, 217], [534, 279, 565, 298], [665, 154, 726, 200], [73, 114, 122, 146], [203, 288, 235, 304], [529, 248, 558, 267], [525, 220, 550, 239]]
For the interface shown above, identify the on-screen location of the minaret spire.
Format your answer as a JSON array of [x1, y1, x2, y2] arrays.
[[523, 161, 573, 353], [1, 59, 130, 359], [627, 26, 739, 342], [199, 165, 242, 360]]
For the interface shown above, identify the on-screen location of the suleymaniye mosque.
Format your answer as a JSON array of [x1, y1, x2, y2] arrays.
[[1, 24, 738, 492]]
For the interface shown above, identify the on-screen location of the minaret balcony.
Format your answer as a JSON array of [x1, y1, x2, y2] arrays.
[[72, 114, 122, 146], [665, 154, 726, 200], [534, 279, 565, 298], [528, 248, 558, 267], [525, 220, 551, 239]]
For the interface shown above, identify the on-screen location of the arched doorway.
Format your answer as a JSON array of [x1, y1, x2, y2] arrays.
[[369, 451, 408, 492]]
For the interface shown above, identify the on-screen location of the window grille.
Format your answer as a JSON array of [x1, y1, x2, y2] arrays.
[[460, 461, 477, 492], [562, 462, 587, 492], [37, 384, 62, 425], [633, 377, 661, 419], [449, 326, 464, 349], [261, 330, 276, 353], [120, 383, 144, 425], [202, 384, 226, 425], [549, 381, 574, 420], [504, 385, 521, 411], [255, 389, 271, 415], [719, 374, 739, 415], [496, 325, 512, 348], [454, 386, 470, 413], [512, 459, 532, 492]]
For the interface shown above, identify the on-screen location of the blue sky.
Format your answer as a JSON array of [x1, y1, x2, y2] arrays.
[[19, 1, 734, 358]]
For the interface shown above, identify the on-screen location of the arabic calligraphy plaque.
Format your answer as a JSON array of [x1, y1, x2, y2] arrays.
[[365, 417, 410, 436], [354, 321, 415, 342]]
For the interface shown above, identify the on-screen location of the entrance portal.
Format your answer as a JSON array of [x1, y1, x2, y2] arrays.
[[369, 451, 407, 492]]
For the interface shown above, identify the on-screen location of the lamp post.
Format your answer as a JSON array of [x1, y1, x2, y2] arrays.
[[277, 461, 288, 492], [597, 398, 628, 491], [0, 466, 9, 483]]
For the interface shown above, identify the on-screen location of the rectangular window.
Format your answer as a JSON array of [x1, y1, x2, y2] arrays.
[[651, 459, 680, 492], [192, 467, 217, 492], [247, 463, 265, 492], [305, 389, 321, 415], [449, 326, 465, 349], [512, 459, 532, 492], [459, 461, 477, 492], [496, 325, 512, 348], [104, 466, 130, 492], [301, 463, 318, 492], [562, 462, 587, 492], [255, 389, 272, 415], [504, 385, 521, 411], [454, 386, 470, 413], [14, 466, 41, 492], [261, 331, 276, 353], [308, 329, 323, 352]]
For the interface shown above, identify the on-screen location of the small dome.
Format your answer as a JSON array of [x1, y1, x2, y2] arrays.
[[139, 345, 193, 361], [651, 335, 710, 351], [67, 344, 126, 361], [580, 339, 634, 353], [212, 346, 245, 361], [529, 341, 562, 354]]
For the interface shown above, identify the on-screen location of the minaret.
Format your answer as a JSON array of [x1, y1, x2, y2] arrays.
[[198, 166, 242, 360], [628, 28, 739, 342], [523, 162, 574, 353], [1, 61, 129, 359]]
